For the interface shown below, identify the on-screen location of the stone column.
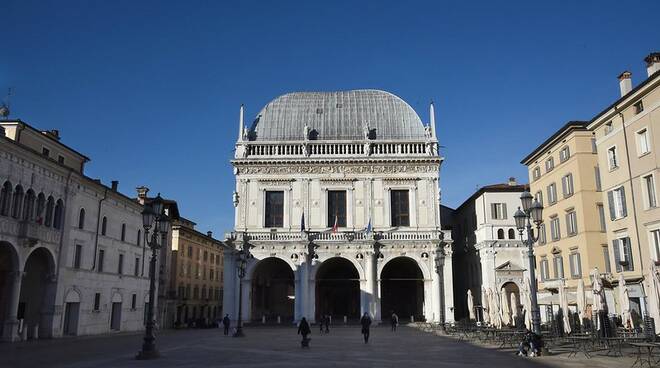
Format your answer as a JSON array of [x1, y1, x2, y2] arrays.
[[443, 243, 455, 323], [221, 250, 237, 323], [2, 271, 24, 342], [294, 264, 304, 323]]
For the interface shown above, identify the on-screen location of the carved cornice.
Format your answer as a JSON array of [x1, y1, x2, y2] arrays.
[[235, 163, 440, 175]]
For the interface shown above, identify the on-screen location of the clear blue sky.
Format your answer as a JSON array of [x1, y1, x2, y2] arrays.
[[3, 0, 659, 235]]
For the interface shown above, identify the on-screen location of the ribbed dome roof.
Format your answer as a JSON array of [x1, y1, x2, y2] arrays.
[[249, 90, 426, 141]]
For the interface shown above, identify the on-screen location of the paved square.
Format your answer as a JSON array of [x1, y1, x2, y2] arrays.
[[0, 326, 636, 368]]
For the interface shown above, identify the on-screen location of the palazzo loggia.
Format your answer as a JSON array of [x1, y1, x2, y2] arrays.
[[222, 90, 454, 324]]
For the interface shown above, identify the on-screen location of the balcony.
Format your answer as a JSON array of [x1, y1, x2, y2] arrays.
[[0, 217, 61, 247], [239, 140, 435, 159], [225, 229, 449, 243]]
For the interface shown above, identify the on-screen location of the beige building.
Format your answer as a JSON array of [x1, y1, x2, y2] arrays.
[[522, 121, 609, 320], [587, 52, 660, 327], [170, 218, 224, 326]]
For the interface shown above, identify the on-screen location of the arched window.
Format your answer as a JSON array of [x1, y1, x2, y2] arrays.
[[101, 216, 107, 236], [36, 193, 46, 224], [11, 185, 24, 219], [45, 196, 55, 227], [53, 199, 64, 229], [137, 230, 141, 246], [0, 181, 13, 216], [22, 189, 35, 221], [78, 208, 85, 229], [497, 229, 505, 239], [508, 229, 516, 240], [121, 223, 126, 242]]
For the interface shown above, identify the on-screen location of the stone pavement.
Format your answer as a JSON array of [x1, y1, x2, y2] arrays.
[[0, 325, 638, 368]]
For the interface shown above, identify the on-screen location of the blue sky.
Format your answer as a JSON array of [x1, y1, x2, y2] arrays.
[[2, 0, 659, 235]]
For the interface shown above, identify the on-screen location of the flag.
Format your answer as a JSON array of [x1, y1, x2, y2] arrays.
[[331, 215, 338, 233], [365, 217, 372, 235], [301, 211, 306, 232]]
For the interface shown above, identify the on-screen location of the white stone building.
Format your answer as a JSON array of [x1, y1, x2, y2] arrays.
[[223, 90, 453, 325], [452, 179, 530, 323], [0, 120, 150, 341]]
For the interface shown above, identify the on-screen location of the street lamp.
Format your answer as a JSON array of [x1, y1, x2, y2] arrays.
[[136, 193, 170, 360], [514, 190, 544, 336], [233, 231, 251, 337]]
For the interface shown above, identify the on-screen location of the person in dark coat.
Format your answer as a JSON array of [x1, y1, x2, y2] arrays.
[[222, 314, 231, 336], [298, 317, 311, 347], [390, 311, 399, 332], [360, 312, 372, 343], [324, 315, 330, 334]]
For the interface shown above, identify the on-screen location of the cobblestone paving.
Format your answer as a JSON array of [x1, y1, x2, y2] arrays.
[[0, 325, 638, 368]]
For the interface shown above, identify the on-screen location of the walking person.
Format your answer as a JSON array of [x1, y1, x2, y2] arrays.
[[360, 312, 372, 343], [298, 317, 311, 348], [222, 314, 231, 336], [324, 314, 330, 334], [390, 311, 399, 332]]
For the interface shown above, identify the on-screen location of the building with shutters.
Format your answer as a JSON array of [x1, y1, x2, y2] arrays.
[[522, 121, 610, 322], [223, 89, 454, 325], [587, 52, 660, 329], [452, 178, 529, 323]]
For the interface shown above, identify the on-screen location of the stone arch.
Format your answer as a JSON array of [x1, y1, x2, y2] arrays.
[[499, 281, 521, 327], [62, 288, 81, 336], [64, 288, 81, 303], [19, 246, 57, 339], [249, 257, 295, 323], [313, 255, 365, 281], [379, 255, 431, 280], [246, 255, 296, 280], [111, 292, 123, 303], [379, 256, 426, 321], [0, 241, 20, 339], [315, 257, 361, 321], [497, 229, 505, 239]]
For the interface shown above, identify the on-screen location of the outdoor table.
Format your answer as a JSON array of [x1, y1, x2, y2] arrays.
[[629, 342, 659, 368], [603, 337, 625, 357], [567, 336, 594, 359], [497, 330, 522, 349]]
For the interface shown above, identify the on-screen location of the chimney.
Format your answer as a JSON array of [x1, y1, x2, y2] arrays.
[[645, 52, 660, 77], [111, 180, 119, 191], [508, 177, 517, 186], [207, 231, 213, 238], [618, 71, 632, 96], [136, 186, 150, 201]]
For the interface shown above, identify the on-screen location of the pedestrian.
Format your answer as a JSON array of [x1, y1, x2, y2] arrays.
[[324, 314, 330, 334], [360, 312, 372, 343], [390, 311, 398, 332], [517, 329, 542, 357], [298, 317, 311, 348], [222, 314, 231, 336]]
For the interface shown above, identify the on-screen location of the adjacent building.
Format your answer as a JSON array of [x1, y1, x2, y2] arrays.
[[223, 90, 454, 325], [587, 53, 660, 328], [169, 217, 224, 326], [0, 120, 150, 341], [522, 121, 610, 321], [452, 178, 529, 322]]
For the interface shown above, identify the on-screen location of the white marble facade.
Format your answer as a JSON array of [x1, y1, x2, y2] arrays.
[[222, 90, 453, 325]]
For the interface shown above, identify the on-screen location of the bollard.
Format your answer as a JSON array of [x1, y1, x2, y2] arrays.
[[411, 315, 414, 323], [277, 316, 281, 324], [329, 315, 332, 325], [344, 315, 347, 324], [262, 315, 266, 324], [33, 324, 39, 340], [21, 325, 27, 341]]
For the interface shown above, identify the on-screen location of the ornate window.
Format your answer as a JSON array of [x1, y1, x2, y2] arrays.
[[390, 190, 410, 227], [327, 190, 347, 227], [264, 191, 284, 228]]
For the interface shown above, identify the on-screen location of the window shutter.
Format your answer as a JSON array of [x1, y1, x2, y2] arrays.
[[595, 167, 601, 191], [607, 190, 616, 220], [612, 239, 622, 272], [624, 237, 634, 271], [502, 203, 507, 219], [491, 203, 496, 219], [569, 255, 575, 277], [576, 253, 582, 277], [562, 177, 567, 197], [620, 187, 628, 217]]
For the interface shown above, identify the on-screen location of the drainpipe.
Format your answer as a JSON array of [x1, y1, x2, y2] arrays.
[[54, 169, 74, 277], [91, 188, 108, 271], [616, 106, 648, 313]]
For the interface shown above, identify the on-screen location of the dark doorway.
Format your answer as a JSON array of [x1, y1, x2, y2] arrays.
[[63, 302, 79, 335], [251, 258, 295, 323], [316, 257, 360, 322], [380, 257, 424, 321], [110, 302, 122, 331], [19, 247, 55, 339]]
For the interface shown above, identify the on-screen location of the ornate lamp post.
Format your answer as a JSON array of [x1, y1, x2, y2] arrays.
[[435, 242, 446, 332], [136, 194, 170, 360], [513, 191, 544, 335], [233, 231, 251, 337]]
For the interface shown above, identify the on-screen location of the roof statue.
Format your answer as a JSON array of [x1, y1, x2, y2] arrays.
[[247, 89, 427, 141]]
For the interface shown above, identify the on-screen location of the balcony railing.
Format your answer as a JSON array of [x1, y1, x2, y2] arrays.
[[225, 229, 448, 243], [0, 217, 61, 246], [241, 140, 434, 159]]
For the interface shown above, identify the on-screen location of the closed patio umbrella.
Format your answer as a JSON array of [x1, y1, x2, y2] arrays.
[[591, 268, 604, 331], [619, 274, 634, 329], [482, 288, 491, 325], [524, 279, 533, 330], [510, 292, 519, 325], [489, 288, 502, 329], [576, 279, 586, 327], [501, 290, 511, 326], [559, 279, 571, 335], [467, 289, 475, 321]]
